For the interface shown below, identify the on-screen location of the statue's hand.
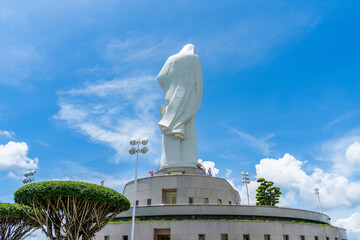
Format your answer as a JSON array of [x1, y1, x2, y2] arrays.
[[159, 105, 166, 117]]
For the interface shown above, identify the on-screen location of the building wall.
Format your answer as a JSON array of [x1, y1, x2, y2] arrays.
[[95, 220, 347, 240], [123, 175, 240, 206]]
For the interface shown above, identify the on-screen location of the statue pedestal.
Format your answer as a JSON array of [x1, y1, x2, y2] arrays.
[[157, 166, 206, 176]]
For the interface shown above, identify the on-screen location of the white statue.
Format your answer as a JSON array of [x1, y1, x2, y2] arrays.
[[158, 44, 203, 169]]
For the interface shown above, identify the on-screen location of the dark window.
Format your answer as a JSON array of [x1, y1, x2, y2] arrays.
[[158, 236, 170, 240], [204, 198, 209, 204], [123, 236, 128, 240], [189, 197, 194, 204], [163, 189, 177, 204], [300, 236, 306, 240], [229, 201, 232, 205], [264, 235, 270, 240], [284, 235, 289, 240], [314, 237, 319, 240], [135, 200, 139, 206], [104, 236, 110, 240], [326, 238, 329, 240], [243, 234, 250, 240], [221, 234, 228, 240], [147, 199, 151, 205], [218, 199, 222, 205], [199, 234, 205, 240]]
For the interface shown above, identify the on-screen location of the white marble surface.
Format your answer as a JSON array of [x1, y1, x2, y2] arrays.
[[158, 44, 203, 169]]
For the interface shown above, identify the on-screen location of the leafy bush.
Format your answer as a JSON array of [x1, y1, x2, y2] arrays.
[[14, 180, 130, 211], [0, 203, 39, 240], [14, 181, 130, 240]]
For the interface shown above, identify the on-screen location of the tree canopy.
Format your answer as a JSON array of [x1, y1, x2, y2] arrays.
[[0, 203, 39, 240], [14, 181, 130, 240], [255, 178, 281, 206]]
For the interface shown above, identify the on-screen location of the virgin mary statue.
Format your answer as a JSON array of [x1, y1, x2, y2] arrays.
[[158, 44, 203, 169]]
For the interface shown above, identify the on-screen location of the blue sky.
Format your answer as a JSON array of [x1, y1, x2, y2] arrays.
[[1, 0, 360, 238]]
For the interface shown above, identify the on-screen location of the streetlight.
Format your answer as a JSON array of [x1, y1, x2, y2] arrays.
[[241, 172, 250, 205], [314, 188, 322, 212], [23, 170, 36, 184], [129, 138, 148, 240]]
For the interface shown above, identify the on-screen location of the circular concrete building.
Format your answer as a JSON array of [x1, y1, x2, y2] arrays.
[[95, 166, 347, 240], [95, 45, 347, 240]]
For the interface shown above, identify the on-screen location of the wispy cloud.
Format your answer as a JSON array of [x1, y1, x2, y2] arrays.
[[0, 130, 15, 138], [230, 128, 274, 155], [49, 161, 133, 193], [103, 36, 173, 64], [199, 6, 320, 69], [56, 76, 162, 163], [324, 110, 360, 130]]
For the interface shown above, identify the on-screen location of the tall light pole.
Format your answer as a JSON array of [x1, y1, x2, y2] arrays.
[[129, 138, 148, 240], [314, 188, 322, 212], [241, 172, 250, 205]]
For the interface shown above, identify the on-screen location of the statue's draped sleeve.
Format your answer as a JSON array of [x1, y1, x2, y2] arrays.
[[158, 53, 203, 140]]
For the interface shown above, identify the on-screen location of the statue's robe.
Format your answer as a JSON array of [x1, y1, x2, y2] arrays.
[[157, 44, 203, 169]]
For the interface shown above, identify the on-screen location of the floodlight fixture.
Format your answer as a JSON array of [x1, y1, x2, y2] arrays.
[[130, 138, 137, 146], [100, 179, 105, 186], [22, 177, 35, 184], [24, 170, 36, 177], [141, 138, 148, 146], [141, 146, 149, 154], [129, 147, 136, 155]]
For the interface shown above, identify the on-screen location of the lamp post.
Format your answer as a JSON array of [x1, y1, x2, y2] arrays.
[[129, 138, 148, 240], [22, 170, 36, 184], [241, 172, 250, 205], [314, 188, 322, 212]]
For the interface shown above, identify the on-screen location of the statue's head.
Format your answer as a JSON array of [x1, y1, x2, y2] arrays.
[[179, 44, 196, 55]]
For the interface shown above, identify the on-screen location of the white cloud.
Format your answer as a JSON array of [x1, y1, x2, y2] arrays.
[[226, 169, 232, 178], [56, 76, 162, 163], [255, 153, 360, 209], [0, 130, 14, 138], [198, 159, 219, 176], [278, 191, 297, 207], [345, 142, 360, 165], [230, 128, 274, 155], [321, 131, 360, 176], [0, 141, 38, 172], [335, 213, 360, 233]]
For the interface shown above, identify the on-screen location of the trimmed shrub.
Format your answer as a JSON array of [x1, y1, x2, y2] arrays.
[[0, 203, 39, 240], [14, 181, 130, 240]]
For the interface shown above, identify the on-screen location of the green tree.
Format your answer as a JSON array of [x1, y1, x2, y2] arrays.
[[14, 181, 130, 240], [255, 178, 281, 206], [0, 203, 39, 240]]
